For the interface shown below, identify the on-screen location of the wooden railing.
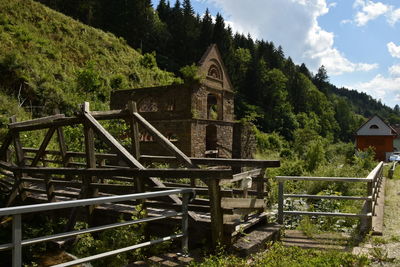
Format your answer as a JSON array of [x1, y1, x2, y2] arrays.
[[276, 162, 384, 233], [0, 101, 280, 248]]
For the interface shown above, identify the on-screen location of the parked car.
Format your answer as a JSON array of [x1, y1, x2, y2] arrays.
[[389, 152, 400, 162]]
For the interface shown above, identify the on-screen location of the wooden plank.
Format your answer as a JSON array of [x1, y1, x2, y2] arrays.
[[9, 117, 81, 132], [221, 198, 265, 209], [220, 169, 261, 185], [30, 127, 56, 167], [89, 110, 127, 120], [8, 114, 65, 129], [44, 175, 56, 202], [82, 105, 144, 170], [132, 112, 197, 168], [15, 166, 232, 179], [140, 155, 280, 168]]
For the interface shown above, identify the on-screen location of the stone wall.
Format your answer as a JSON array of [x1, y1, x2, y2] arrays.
[[191, 120, 234, 158]]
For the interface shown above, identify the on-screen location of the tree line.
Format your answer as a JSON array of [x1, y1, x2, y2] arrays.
[[37, 0, 400, 142]]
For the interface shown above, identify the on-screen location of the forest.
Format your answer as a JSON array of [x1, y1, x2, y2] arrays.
[[35, 0, 400, 144], [0, 1, 398, 266]]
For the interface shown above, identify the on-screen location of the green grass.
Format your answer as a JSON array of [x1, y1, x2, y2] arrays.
[[0, 0, 179, 118], [190, 242, 370, 267]]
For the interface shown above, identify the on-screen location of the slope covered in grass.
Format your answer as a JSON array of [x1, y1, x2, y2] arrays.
[[0, 0, 178, 117]]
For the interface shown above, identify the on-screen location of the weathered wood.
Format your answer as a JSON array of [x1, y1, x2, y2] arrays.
[[15, 166, 232, 179], [221, 198, 265, 209], [44, 175, 56, 202], [7, 117, 27, 206], [30, 127, 56, 167], [256, 168, 266, 199], [82, 102, 98, 211], [8, 114, 65, 129], [140, 155, 280, 168], [82, 105, 144, 170], [89, 110, 127, 120], [127, 101, 144, 196], [132, 112, 197, 168], [208, 179, 224, 248], [219, 169, 261, 185]]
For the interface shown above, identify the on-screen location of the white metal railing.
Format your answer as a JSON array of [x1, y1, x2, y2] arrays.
[[276, 162, 384, 232], [0, 188, 195, 267]]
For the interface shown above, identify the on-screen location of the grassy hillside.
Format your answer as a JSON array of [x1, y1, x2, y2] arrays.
[[0, 0, 178, 119]]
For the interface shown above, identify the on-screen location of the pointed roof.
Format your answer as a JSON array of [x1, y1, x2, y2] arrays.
[[197, 44, 234, 92], [355, 115, 397, 136]]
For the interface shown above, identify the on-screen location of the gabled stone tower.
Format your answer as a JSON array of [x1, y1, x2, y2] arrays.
[[110, 44, 237, 158]]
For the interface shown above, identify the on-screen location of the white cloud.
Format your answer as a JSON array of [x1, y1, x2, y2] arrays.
[[205, 0, 377, 75], [353, 0, 389, 26], [388, 7, 400, 25], [347, 74, 400, 106], [389, 64, 400, 77], [387, 42, 400, 58]]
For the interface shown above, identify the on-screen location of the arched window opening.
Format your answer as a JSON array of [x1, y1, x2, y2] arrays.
[[369, 124, 379, 129], [138, 97, 158, 112], [208, 64, 222, 80], [207, 93, 220, 120]]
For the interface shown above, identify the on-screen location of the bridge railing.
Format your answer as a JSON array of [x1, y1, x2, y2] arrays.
[[276, 161, 384, 233], [0, 188, 195, 267]]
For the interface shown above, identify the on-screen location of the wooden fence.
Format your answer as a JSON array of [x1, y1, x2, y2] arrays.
[[276, 162, 384, 233]]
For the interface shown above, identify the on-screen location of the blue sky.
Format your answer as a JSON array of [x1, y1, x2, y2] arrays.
[[152, 0, 400, 108]]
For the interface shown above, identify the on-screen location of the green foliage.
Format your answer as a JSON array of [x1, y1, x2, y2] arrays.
[[0, 0, 178, 116], [72, 206, 147, 267], [304, 139, 326, 172], [179, 64, 202, 84], [140, 52, 158, 69], [191, 242, 370, 267]]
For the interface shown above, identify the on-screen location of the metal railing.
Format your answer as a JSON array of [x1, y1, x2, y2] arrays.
[[276, 162, 384, 232], [0, 188, 195, 267]]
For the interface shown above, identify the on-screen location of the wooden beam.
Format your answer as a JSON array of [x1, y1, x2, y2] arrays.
[[30, 127, 56, 167], [8, 114, 65, 129], [221, 198, 265, 209], [14, 166, 232, 178], [82, 104, 144, 170], [132, 112, 197, 168], [127, 101, 144, 196]]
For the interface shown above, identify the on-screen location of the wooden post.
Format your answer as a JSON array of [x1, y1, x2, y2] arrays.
[[278, 181, 284, 225], [208, 179, 224, 249], [44, 175, 56, 202], [6, 116, 27, 205], [30, 127, 56, 167], [256, 168, 266, 199], [127, 101, 144, 195], [82, 102, 98, 202], [361, 181, 373, 234]]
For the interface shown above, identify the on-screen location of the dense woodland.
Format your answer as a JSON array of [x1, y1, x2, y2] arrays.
[[36, 0, 400, 143]]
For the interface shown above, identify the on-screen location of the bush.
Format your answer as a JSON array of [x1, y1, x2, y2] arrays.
[[179, 64, 202, 84]]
